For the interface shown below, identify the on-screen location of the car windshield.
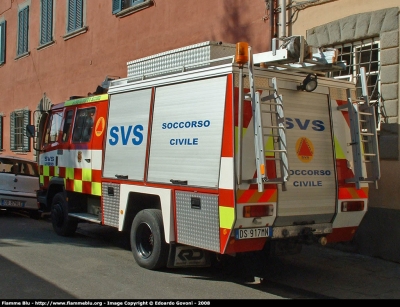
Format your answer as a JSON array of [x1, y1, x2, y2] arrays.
[[0, 158, 38, 176]]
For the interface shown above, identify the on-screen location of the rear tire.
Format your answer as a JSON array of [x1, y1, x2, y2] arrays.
[[130, 209, 169, 270], [51, 192, 78, 236]]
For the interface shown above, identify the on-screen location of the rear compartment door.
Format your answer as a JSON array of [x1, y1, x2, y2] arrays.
[[272, 89, 336, 226]]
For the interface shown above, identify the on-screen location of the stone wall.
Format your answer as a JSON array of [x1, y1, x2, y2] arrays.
[[306, 7, 400, 263]]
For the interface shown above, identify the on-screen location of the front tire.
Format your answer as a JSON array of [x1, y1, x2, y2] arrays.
[[51, 192, 78, 236], [130, 209, 169, 270]]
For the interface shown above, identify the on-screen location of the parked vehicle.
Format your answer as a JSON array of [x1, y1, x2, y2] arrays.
[[26, 37, 380, 270], [0, 156, 40, 218]]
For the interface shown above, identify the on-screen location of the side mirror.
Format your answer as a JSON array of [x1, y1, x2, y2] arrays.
[[26, 125, 35, 138]]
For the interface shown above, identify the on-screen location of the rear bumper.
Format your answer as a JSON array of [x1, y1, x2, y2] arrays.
[[271, 223, 332, 239]]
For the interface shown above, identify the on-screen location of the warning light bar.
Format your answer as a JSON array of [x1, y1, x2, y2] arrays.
[[235, 42, 249, 65]]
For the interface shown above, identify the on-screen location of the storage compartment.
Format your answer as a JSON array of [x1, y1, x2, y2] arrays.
[[127, 41, 236, 78]]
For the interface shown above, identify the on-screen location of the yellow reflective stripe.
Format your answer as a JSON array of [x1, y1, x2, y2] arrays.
[[74, 179, 82, 193], [64, 94, 108, 106], [265, 135, 275, 157], [43, 165, 50, 176], [234, 126, 248, 153], [66, 167, 74, 179], [219, 206, 235, 229], [82, 168, 92, 181], [39, 175, 44, 185], [92, 182, 101, 196], [334, 136, 346, 159]]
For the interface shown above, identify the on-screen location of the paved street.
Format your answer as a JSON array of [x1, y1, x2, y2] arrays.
[[1, 210, 400, 299], [258, 243, 400, 299]]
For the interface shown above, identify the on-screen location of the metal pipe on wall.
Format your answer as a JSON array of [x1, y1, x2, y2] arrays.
[[278, 0, 286, 38]]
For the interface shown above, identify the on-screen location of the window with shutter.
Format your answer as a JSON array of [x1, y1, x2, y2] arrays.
[[0, 21, 6, 65], [112, 0, 148, 16], [10, 109, 31, 152], [67, 0, 84, 33], [17, 6, 29, 57], [40, 0, 53, 45], [112, 0, 123, 14], [0, 115, 3, 150]]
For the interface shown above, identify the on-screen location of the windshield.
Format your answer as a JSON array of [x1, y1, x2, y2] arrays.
[[0, 158, 38, 176]]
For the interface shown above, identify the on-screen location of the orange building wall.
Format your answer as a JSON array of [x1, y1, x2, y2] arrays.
[[0, 0, 272, 160]]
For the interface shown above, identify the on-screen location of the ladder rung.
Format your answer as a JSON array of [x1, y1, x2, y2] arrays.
[[360, 132, 374, 136], [263, 125, 285, 129], [363, 153, 376, 157], [265, 179, 287, 183], [265, 149, 287, 153], [345, 178, 376, 182], [261, 102, 283, 106], [261, 110, 281, 114], [361, 180, 377, 183], [359, 111, 373, 116]]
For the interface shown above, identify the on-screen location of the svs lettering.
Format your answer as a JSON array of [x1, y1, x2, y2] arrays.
[[286, 118, 325, 131], [108, 125, 144, 146]]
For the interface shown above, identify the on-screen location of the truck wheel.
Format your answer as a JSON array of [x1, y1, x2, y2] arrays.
[[130, 209, 169, 270], [51, 192, 78, 236]]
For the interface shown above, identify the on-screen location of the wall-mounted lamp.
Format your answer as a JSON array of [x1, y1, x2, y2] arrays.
[[297, 74, 318, 92]]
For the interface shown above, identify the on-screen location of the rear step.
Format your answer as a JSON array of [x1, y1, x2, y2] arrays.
[[68, 212, 101, 223]]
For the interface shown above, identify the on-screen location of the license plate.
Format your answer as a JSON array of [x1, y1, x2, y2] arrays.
[[235, 227, 271, 240], [1, 199, 25, 207]]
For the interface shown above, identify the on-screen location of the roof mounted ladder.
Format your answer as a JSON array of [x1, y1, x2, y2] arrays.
[[337, 67, 380, 189], [246, 46, 289, 192]]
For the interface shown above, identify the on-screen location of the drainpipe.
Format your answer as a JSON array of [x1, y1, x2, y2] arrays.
[[278, 0, 286, 38]]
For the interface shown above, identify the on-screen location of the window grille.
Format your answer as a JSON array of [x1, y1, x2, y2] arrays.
[[327, 38, 382, 129]]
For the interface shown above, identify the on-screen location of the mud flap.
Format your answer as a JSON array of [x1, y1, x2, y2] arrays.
[[167, 243, 211, 268]]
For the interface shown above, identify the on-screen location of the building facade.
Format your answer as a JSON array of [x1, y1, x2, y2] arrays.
[[291, 0, 400, 263], [0, 0, 271, 156]]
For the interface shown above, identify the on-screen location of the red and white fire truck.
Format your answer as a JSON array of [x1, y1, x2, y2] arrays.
[[27, 37, 380, 270]]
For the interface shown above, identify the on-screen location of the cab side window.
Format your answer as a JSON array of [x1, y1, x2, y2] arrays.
[[62, 110, 74, 142], [72, 107, 95, 143], [43, 111, 63, 146]]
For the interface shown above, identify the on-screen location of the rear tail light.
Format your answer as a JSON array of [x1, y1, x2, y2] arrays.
[[243, 204, 274, 217], [341, 201, 364, 212]]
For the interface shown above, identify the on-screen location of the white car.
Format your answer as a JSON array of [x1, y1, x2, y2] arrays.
[[0, 156, 40, 218]]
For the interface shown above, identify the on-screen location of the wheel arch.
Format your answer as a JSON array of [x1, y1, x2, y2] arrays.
[[47, 177, 65, 208], [121, 187, 174, 243]]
